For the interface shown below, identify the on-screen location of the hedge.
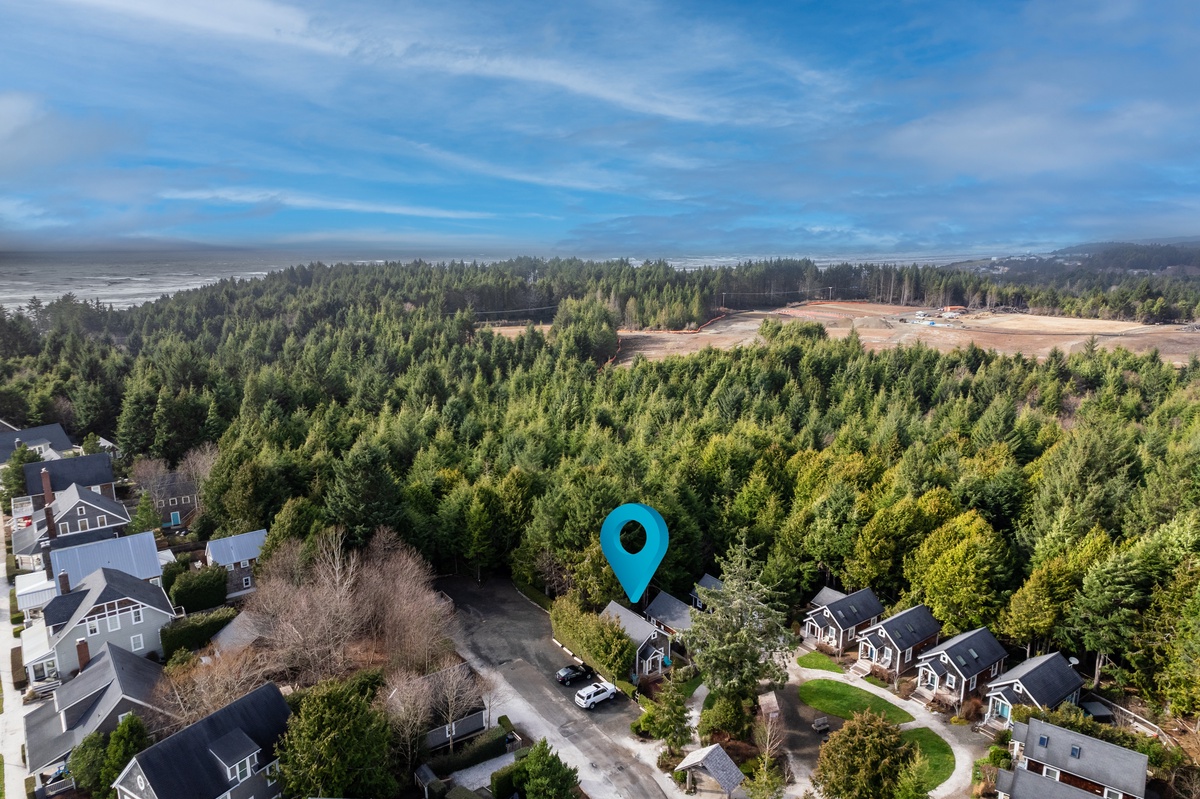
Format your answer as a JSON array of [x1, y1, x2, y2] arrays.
[[427, 725, 508, 775], [159, 606, 238, 660], [446, 788, 479, 799], [512, 578, 554, 612], [491, 755, 528, 797], [168, 565, 227, 613], [548, 595, 636, 683], [11, 647, 26, 691]]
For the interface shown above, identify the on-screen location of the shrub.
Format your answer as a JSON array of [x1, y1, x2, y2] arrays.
[[158, 606, 237, 660], [498, 715, 514, 733], [11, 647, 27, 690], [160, 559, 187, 595], [168, 565, 227, 613], [491, 757, 527, 797], [897, 679, 915, 700], [11, 610, 24, 625], [698, 694, 749, 740], [427, 726, 509, 775], [994, 728, 1011, 746], [960, 697, 984, 721], [631, 704, 660, 738], [427, 779, 449, 798], [986, 745, 1012, 770], [446, 787, 478, 799], [549, 595, 635, 681]]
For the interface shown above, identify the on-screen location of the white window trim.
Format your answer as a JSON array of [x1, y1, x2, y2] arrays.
[[132, 607, 143, 624], [242, 576, 252, 589], [118, 711, 131, 721], [945, 674, 957, 689], [78, 518, 89, 532], [905, 647, 913, 663], [58, 522, 69, 534], [86, 619, 100, 636], [107, 614, 120, 632], [77, 506, 86, 516], [1044, 766, 1060, 781], [969, 674, 977, 691], [240, 560, 249, 568], [130, 634, 144, 652], [226, 563, 234, 572], [97, 514, 107, 527]]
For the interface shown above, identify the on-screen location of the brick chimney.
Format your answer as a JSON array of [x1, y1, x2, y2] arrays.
[[57, 570, 70, 595], [76, 638, 90, 671], [41, 542, 53, 578], [44, 502, 56, 542], [41, 467, 54, 505]]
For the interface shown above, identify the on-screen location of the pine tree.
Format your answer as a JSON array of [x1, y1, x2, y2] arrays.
[[813, 711, 912, 799], [518, 739, 579, 799], [743, 755, 785, 799], [1, 443, 39, 513], [97, 714, 151, 799], [652, 671, 693, 755], [130, 491, 161, 534], [68, 730, 109, 795]]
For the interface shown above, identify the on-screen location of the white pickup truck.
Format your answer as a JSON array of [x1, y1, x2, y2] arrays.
[[574, 680, 618, 709]]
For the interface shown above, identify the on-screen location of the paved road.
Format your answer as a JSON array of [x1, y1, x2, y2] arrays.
[[441, 576, 671, 799]]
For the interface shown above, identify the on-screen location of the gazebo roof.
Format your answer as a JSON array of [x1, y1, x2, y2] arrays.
[[675, 743, 745, 794]]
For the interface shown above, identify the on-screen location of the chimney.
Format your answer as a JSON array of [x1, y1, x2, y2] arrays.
[[45, 503, 56, 542], [42, 542, 53, 579], [41, 467, 54, 505], [57, 570, 70, 595], [76, 638, 91, 671]]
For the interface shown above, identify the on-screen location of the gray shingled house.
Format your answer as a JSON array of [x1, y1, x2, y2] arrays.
[[23, 642, 170, 788], [0, 423, 73, 463], [689, 573, 724, 610], [854, 604, 941, 679], [12, 483, 131, 570], [22, 453, 117, 506], [17, 532, 166, 619], [984, 652, 1084, 729], [803, 587, 884, 652], [915, 627, 1007, 708], [644, 590, 694, 636], [997, 718, 1147, 799], [602, 600, 671, 677], [111, 683, 290, 799], [203, 529, 267, 597]]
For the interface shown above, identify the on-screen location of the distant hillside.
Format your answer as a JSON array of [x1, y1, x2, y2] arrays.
[[1051, 242, 1200, 271]]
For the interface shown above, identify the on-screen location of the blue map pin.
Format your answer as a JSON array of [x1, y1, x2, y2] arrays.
[[601, 503, 669, 603]]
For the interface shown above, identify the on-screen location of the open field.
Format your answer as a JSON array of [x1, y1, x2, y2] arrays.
[[797, 679, 915, 724]]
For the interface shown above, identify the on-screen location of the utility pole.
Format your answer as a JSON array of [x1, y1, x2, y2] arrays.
[[827, 286, 834, 301]]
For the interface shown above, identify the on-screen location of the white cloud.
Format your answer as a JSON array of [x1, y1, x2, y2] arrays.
[[0, 197, 66, 229], [160, 187, 494, 219]]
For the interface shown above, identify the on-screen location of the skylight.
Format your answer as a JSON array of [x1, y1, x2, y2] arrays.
[[1071, 745, 1081, 759], [968, 648, 979, 659], [956, 655, 967, 666], [1038, 735, 1049, 747]]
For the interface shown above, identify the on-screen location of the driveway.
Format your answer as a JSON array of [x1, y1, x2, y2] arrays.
[[441, 576, 674, 799]]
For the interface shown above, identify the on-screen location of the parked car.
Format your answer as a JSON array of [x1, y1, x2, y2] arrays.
[[555, 663, 594, 686], [574, 681, 618, 709]]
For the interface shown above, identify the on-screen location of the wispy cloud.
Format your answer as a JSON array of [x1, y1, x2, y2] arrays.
[[160, 188, 494, 219]]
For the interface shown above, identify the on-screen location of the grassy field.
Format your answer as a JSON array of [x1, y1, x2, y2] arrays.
[[797, 651, 843, 673], [797, 679, 914, 724], [901, 727, 955, 787]]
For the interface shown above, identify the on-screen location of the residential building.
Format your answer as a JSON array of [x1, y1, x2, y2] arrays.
[[645, 590, 694, 636], [915, 627, 1007, 707], [20, 568, 176, 692], [854, 604, 941, 678], [112, 683, 290, 799], [997, 718, 1147, 799], [984, 652, 1084, 728], [0, 424, 73, 464], [23, 643, 169, 787], [204, 529, 267, 597], [690, 573, 723, 610], [603, 600, 671, 677], [12, 483, 131, 570], [808, 585, 848, 609], [155, 472, 199, 529], [21, 452, 117, 508], [803, 587, 884, 652], [50, 531, 166, 592], [211, 612, 270, 659]]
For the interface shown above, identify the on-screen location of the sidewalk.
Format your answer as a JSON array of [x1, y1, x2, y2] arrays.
[[1, 509, 30, 799]]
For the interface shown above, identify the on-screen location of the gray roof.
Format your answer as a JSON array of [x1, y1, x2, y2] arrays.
[[206, 529, 267, 566], [42, 568, 173, 641], [917, 627, 1006, 679], [13, 518, 117, 557], [18, 483, 131, 553], [0, 424, 71, 462], [24, 642, 164, 772], [209, 728, 261, 768], [810, 586, 848, 607], [24, 453, 114, 495], [675, 743, 745, 793], [690, 573, 724, 600], [50, 532, 163, 590], [995, 767, 1105, 799], [645, 591, 693, 632], [211, 612, 268, 654], [807, 587, 884, 631], [1013, 718, 1147, 798], [988, 652, 1083, 710], [866, 604, 941, 650], [121, 684, 291, 799], [603, 600, 659, 646]]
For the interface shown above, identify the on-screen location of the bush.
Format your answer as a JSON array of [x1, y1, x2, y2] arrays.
[[698, 694, 749, 740], [427, 726, 509, 775], [631, 704, 660, 738], [427, 779, 449, 799], [986, 744, 1012, 770], [158, 606, 237, 660], [11, 647, 27, 690], [960, 697, 984, 721], [11, 610, 24, 625], [491, 757, 527, 797], [513, 577, 554, 611], [168, 565, 227, 613], [161, 559, 187, 595], [549, 595, 636, 682], [498, 715, 514, 733], [446, 787, 478, 799]]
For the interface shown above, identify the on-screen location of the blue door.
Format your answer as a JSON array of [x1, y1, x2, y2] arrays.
[[170, 511, 181, 527]]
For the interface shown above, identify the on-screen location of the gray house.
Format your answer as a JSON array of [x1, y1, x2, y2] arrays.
[[997, 718, 1147, 799], [23, 642, 169, 787], [23, 453, 117, 506], [17, 532, 165, 619], [984, 652, 1084, 729], [690, 573, 723, 610], [20, 568, 176, 691], [645, 590, 694, 636], [204, 529, 267, 597], [603, 600, 671, 677], [112, 683, 290, 799], [803, 587, 884, 652], [854, 604, 941, 679], [155, 472, 200, 529], [915, 627, 1007, 707], [0, 423, 72, 463], [12, 483, 131, 570]]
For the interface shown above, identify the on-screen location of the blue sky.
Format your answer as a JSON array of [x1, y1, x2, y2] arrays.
[[1, 0, 1198, 258]]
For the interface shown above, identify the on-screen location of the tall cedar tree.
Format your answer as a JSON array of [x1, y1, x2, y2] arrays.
[[813, 711, 913, 799], [518, 739, 579, 799], [97, 714, 151, 799]]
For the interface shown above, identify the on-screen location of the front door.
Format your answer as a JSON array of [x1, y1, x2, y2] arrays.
[[170, 511, 181, 526]]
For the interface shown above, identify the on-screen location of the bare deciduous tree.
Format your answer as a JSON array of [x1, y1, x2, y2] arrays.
[[178, 443, 218, 513], [428, 657, 482, 753], [380, 670, 433, 775], [131, 456, 172, 505], [754, 710, 785, 762], [152, 647, 269, 731]]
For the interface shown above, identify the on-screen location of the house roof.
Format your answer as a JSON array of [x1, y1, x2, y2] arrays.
[[24, 483, 131, 543], [675, 743, 745, 793], [603, 600, 658, 646], [0, 424, 71, 462], [12, 524, 116, 557], [645, 591, 693, 632], [15, 573, 57, 611], [996, 766, 1103, 799], [42, 568, 173, 640], [205, 529, 267, 566], [1012, 718, 1147, 798], [807, 587, 884, 632], [50, 531, 162, 590], [867, 604, 941, 650], [917, 627, 1006, 679], [24, 642, 164, 772], [211, 612, 268, 655], [810, 586, 848, 607], [988, 652, 1084, 710], [120, 684, 291, 799], [690, 573, 724, 600], [24, 453, 114, 495]]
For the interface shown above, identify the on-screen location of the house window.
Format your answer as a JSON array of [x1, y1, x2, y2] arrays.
[[156, 501, 165, 508], [96, 514, 107, 527], [58, 523, 69, 534], [32, 661, 56, 681], [136, 774, 145, 791], [240, 559, 249, 568], [91, 485, 101, 494], [78, 518, 89, 531], [119, 711, 131, 721], [150, 577, 161, 587], [169, 497, 177, 506], [266, 761, 278, 785], [1044, 766, 1060, 781], [946, 674, 956, 690], [991, 662, 1000, 677], [131, 634, 144, 651], [1038, 735, 1050, 747], [108, 614, 120, 632], [226, 563, 234, 572], [77, 507, 86, 516], [1071, 745, 1081, 759], [969, 675, 976, 691], [242, 576, 252, 589], [86, 619, 100, 636], [182, 495, 192, 504], [132, 608, 143, 624], [1104, 790, 1122, 799], [237, 759, 250, 782], [905, 648, 912, 663]]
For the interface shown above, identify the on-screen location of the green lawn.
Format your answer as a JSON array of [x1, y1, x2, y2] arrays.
[[901, 727, 955, 787], [679, 671, 704, 699], [797, 679, 914, 724], [864, 675, 889, 689], [796, 651, 843, 673]]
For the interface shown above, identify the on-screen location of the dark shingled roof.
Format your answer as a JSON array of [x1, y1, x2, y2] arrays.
[[996, 767, 1105, 799], [645, 591, 693, 632], [675, 743, 745, 793], [122, 684, 291, 799], [689, 573, 724, 601], [988, 652, 1084, 710], [917, 627, 1006, 679], [1012, 718, 1147, 798], [810, 586, 848, 607], [24, 453, 114, 495], [0, 424, 71, 462], [869, 604, 941, 650], [806, 588, 884, 631], [603, 600, 659, 646], [43, 568, 173, 640], [12, 520, 115, 558]]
